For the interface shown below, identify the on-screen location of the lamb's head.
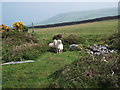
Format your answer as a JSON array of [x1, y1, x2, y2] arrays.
[[57, 40, 62, 44]]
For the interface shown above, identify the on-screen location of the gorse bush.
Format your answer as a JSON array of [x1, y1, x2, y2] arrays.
[[1, 22, 28, 32], [12, 22, 23, 30], [12, 22, 28, 32], [0, 24, 10, 32]]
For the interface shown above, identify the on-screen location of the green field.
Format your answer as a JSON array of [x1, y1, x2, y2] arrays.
[[32, 19, 117, 39], [2, 19, 118, 88]]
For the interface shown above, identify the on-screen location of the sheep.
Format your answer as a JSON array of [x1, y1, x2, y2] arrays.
[[56, 40, 63, 54], [48, 39, 63, 53]]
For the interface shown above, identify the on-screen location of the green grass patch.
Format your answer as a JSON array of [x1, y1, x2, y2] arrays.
[[2, 51, 81, 88]]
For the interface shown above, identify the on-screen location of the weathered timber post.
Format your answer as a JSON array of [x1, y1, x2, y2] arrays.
[[32, 22, 34, 33]]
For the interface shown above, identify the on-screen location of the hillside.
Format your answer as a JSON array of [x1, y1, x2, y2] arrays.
[[36, 7, 118, 25], [2, 19, 119, 88]]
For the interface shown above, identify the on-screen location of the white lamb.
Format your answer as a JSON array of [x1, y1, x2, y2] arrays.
[[48, 39, 63, 53], [56, 40, 63, 54]]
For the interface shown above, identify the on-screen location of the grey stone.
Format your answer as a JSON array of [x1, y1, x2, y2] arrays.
[[69, 44, 79, 50], [1, 60, 34, 65], [87, 44, 116, 56]]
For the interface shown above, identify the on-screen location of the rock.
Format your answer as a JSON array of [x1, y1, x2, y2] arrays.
[[110, 50, 115, 53], [1, 60, 34, 65], [87, 44, 116, 56], [69, 44, 79, 51], [94, 52, 101, 55]]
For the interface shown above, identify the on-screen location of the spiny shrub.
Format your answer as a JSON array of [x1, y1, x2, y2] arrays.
[[0, 24, 10, 32], [12, 21, 28, 32]]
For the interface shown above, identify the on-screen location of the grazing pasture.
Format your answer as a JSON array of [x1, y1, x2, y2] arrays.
[[32, 19, 117, 37], [2, 19, 118, 88]]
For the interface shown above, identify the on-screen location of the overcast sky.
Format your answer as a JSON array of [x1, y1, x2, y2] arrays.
[[1, 0, 119, 2], [2, 2, 118, 26]]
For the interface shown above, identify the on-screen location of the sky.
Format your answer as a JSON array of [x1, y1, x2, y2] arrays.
[[2, 2, 118, 26], [1, 0, 120, 2]]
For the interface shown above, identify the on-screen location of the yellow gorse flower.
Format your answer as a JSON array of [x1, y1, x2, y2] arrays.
[[12, 21, 24, 30], [0, 24, 10, 32], [6, 26, 10, 30], [2, 30, 5, 32]]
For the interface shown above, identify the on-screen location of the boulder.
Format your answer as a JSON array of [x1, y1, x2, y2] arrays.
[[69, 44, 79, 51]]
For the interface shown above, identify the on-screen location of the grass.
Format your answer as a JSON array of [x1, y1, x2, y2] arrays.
[[2, 51, 81, 88], [2, 19, 118, 88], [30, 19, 117, 40]]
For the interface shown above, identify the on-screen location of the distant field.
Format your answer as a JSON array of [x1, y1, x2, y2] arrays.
[[30, 19, 118, 42], [3, 19, 118, 88]]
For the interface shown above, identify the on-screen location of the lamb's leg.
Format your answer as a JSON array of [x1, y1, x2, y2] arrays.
[[61, 49, 63, 53], [55, 48, 58, 53], [59, 49, 61, 54], [58, 49, 59, 54], [60, 49, 62, 54], [55, 48, 57, 53], [58, 49, 60, 54], [57, 49, 59, 54]]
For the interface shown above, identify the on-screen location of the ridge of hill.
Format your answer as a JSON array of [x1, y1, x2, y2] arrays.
[[35, 7, 118, 26], [29, 15, 119, 29]]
